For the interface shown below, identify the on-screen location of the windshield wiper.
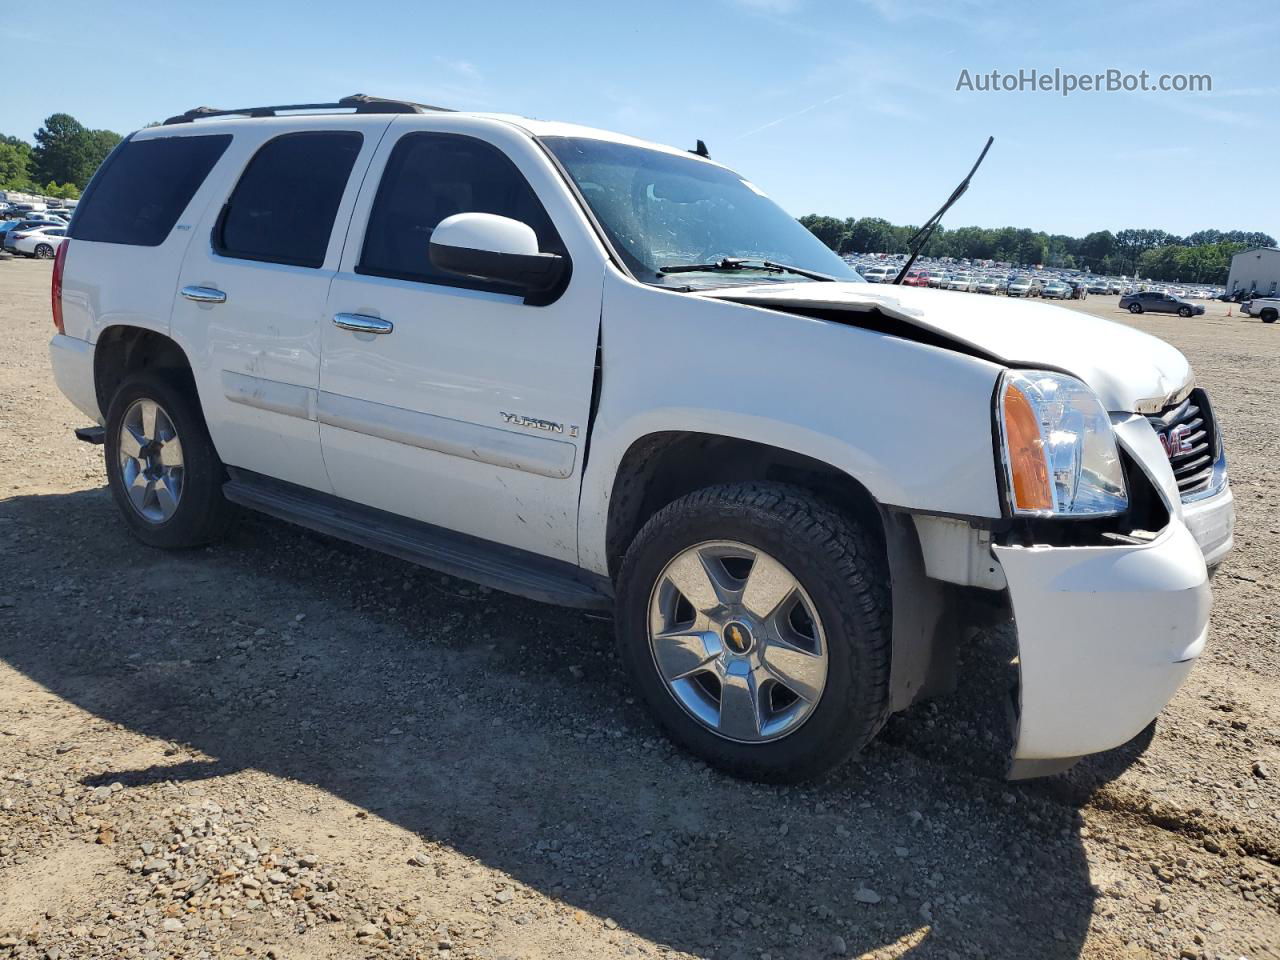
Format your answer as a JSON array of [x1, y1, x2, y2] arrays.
[[659, 258, 836, 282], [892, 135, 994, 285]]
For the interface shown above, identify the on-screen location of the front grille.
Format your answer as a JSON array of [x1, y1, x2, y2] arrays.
[[1147, 388, 1219, 498]]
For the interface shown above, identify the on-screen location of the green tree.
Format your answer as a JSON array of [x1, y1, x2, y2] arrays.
[[30, 113, 121, 191], [0, 140, 34, 191], [797, 214, 848, 251]]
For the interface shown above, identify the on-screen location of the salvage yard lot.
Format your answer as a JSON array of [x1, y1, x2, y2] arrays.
[[0, 257, 1276, 960]]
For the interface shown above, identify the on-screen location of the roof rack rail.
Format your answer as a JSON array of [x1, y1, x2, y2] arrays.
[[162, 93, 453, 126]]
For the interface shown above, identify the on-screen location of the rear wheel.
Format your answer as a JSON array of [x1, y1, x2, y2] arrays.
[[1262, 309, 1278, 324], [34, 243, 54, 259], [616, 483, 891, 783], [104, 372, 234, 548], [1129, 302, 1144, 314]]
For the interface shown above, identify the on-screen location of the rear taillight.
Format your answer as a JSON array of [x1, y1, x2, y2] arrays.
[[51, 240, 68, 334]]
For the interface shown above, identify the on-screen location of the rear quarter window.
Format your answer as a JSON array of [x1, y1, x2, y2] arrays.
[[70, 134, 232, 246]]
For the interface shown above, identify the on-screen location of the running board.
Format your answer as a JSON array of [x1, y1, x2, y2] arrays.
[[222, 470, 613, 610]]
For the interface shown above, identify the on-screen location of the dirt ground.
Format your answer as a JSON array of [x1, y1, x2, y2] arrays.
[[0, 256, 1276, 960]]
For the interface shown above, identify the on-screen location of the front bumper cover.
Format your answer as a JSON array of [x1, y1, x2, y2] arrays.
[[994, 520, 1210, 777]]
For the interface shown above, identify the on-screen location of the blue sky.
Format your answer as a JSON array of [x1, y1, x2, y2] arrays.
[[4, 0, 1276, 238]]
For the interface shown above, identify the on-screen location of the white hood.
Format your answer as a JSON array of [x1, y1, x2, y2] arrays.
[[703, 282, 1192, 414]]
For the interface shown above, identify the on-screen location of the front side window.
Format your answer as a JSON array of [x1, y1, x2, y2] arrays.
[[542, 137, 860, 288], [216, 131, 363, 268], [358, 132, 562, 293]]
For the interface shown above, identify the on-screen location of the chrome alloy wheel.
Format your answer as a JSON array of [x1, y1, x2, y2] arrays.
[[647, 541, 828, 743], [117, 398, 184, 523]]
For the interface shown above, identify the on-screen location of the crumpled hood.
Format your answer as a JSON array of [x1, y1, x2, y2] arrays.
[[702, 282, 1193, 413]]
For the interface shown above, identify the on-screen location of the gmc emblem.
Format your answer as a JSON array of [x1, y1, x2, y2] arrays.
[[1158, 423, 1195, 457]]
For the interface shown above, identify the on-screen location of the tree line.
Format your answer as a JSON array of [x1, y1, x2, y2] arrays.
[[0, 114, 123, 200], [799, 215, 1275, 284]]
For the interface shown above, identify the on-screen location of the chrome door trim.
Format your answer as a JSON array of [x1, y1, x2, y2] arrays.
[[333, 313, 394, 335], [317, 391, 577, 479], [180, 285, 227, 304]]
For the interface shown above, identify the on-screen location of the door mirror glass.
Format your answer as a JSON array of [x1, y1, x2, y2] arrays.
[[428, 212, 567, 302]]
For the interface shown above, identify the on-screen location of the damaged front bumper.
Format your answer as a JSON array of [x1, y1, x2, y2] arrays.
[[995, 519, 1211, 779]]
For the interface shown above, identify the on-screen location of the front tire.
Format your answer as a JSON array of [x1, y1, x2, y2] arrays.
[[1178, 306, 1192, 317], [1262, 309, 1278, 324], [104, 372, 234, 549], [616, 483, 891, 783]]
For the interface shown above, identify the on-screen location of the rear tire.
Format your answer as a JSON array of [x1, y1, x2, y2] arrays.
[[1262, 309, 1278, 324], [615, 482, 891, 783], [1129, 303, 1143, 314], [34, 243, 54, 259], [104, 372, 235, 549]]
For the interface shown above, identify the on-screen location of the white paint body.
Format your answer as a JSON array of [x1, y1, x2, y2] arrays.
[[48, 108, 1235, 769]]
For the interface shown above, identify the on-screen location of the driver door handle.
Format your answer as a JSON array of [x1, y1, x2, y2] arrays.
[[333, 313, 394, 335]]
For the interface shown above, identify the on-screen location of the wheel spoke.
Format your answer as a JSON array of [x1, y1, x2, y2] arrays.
[[740, 552, 798, 620], [154, 476, 179, 518], [663, 549, 725, 613], [760, 640, 826, 703], [139, 400, 158, 441], [119, 425, 144, 459], [158, 437, 184, 469], [717, 666, 764, 740], [127, 470, 151, 513], [652, 629, 722, 681]]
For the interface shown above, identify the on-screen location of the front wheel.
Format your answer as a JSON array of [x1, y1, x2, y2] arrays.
[[1262, 309, 1278, 324], [1178, 306, 1192, 317], [616, 483, 891, 783], [104, 372, 235, 549], [1129, 303, 1143, 314]]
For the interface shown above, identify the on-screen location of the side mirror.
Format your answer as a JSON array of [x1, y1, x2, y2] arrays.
[[428, 212, 568, 303]]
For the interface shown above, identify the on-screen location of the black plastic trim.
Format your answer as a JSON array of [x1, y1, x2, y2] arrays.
[[223, 469, 613, 610]]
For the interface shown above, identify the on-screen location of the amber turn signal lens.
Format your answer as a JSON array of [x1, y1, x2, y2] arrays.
[[1002, 380, 1053, 512]]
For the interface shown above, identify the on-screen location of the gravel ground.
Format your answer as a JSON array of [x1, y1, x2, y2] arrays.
[[0, 256, 1276, 960]]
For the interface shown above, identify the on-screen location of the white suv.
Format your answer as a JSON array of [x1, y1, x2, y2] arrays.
[[48, 95, 1234, 782]]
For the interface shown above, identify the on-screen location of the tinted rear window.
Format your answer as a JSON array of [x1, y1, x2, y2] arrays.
[[71, 134, 231, 246], [215, 131, 362, 269]]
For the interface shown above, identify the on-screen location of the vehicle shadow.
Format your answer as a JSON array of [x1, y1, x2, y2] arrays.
[[0, 487, 1109, 959]]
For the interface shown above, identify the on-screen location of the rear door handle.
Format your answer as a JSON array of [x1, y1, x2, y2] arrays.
[[180, 285, 226, 304], [333, 313, 394, 335]]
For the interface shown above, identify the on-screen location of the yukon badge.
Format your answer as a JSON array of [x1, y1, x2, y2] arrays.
[[501, 412, 579, 438]]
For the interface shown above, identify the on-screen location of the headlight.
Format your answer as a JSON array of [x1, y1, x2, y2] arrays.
[[997, 370, 1128, 517]]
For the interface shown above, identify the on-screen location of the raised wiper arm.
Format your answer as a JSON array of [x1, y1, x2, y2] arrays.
[[893, 136, 994, 285], [659, 258, 836, 282]]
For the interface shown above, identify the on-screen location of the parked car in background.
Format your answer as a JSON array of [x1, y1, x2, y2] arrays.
[[1119, 291, 1205, 317], [902, 270, 930, 287], [1040, 280, 1071, 300], [1007, 277, 1033, 298], [11, 225, 67, 258], [3, 218, 67, 251], [859, 264, 894, 283], [1241, 297, 1279, 323], [976, 278, 1001, 295]]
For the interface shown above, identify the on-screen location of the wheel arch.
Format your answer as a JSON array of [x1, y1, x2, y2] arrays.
[[93, 324, 197, 420]]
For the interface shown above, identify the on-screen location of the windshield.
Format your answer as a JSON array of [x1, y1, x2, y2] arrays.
[[542, 137, 860, 287]]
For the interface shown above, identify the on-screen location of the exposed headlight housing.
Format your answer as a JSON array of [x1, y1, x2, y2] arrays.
[[997, 370, 1128, 517]]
